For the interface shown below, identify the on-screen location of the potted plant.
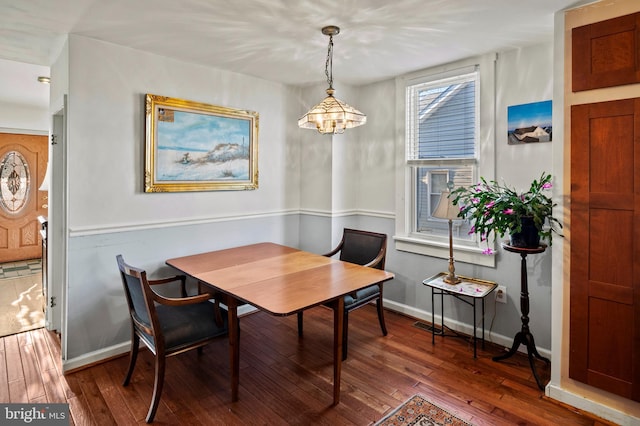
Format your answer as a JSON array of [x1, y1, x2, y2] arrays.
[[450, 172, 562, 253]]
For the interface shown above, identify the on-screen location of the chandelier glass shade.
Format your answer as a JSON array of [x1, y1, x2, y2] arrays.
[[298, 26, 366, 134]]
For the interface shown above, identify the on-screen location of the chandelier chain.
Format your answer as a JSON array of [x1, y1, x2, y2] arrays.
[[325, 35, 334, 89]]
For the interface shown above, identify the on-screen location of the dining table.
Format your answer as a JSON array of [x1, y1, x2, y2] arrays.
[[165, 242, 395, 405]]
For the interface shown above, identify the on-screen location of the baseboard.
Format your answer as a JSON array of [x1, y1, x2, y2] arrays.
[[63, 341, 131, 373], [546, 384, 639, 426], [61, 300, 539, 373], [382, 298, 551, 359], [62, 304, 258, 373]]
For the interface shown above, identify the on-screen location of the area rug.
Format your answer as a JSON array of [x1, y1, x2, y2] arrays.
[[375, 394, 473, 426], [0, 274, 44, 337]]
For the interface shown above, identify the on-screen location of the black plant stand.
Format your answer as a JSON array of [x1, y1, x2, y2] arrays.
[[493, 243, 550, 390]]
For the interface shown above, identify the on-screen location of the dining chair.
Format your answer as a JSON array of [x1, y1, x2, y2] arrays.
[[116, 255, 229, 423], [297, 228, 389, 360]]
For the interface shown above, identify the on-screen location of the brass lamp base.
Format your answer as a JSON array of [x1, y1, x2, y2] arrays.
[[442, 273, 461, 285], [443, 255, 461, 285]]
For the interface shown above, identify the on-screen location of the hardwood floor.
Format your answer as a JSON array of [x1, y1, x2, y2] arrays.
[[0, 305, 616, 425]]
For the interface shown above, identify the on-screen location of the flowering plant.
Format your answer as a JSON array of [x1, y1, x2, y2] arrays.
[[450, 172, 562, 253]]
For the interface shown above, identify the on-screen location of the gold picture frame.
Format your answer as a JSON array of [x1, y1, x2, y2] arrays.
[[144, 94, 259, 192]]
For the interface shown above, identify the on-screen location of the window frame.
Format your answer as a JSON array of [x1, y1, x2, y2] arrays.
[[394, 53, 497, 267]]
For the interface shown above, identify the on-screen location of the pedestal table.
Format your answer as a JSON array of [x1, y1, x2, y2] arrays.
[[493, 243, 550, 390]]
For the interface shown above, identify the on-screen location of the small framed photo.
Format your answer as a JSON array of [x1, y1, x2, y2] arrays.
[[507, 100, 552, 145], [144, 94, 259, 192]]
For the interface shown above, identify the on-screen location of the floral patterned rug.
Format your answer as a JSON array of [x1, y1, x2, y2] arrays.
[[375, 394, 473, 426]]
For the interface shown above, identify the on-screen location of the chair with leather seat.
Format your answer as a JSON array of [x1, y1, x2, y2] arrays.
[[116, 254, 228, 423], [297, 228, 388, 360]]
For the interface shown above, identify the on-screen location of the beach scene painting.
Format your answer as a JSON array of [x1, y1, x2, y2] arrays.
[[507, 100, 552, 145], [145, 94, 258, 192]]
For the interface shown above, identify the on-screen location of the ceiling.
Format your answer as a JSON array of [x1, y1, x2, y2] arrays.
[[0, 0, 584, 110]]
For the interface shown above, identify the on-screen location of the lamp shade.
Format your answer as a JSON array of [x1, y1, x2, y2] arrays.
[[432, 190, 459, 221], [39, 161, 50, 191], [298, 89, 367, 134]]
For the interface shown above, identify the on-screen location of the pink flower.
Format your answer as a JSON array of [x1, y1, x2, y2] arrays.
[[486, 201, 495, 209], [471, 198, 480, 204], [542, 182, 552, 190], [468, 226, 476, 234], [503, 208, 514, 215], [482, 247, 494, 255]]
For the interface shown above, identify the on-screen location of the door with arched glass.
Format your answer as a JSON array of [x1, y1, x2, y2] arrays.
[[0, 133, 48, 262]]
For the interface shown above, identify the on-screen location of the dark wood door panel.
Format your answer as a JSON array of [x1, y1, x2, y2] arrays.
[[587, 296, 633, 397], [588, 209, 633, 287], [570, 98, 640, 401], [573, 12, 640, 91]]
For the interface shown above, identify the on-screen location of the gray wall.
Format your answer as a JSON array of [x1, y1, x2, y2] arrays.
[[56, 34, 555, 369]]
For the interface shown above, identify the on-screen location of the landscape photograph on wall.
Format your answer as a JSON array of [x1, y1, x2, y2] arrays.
[[507, 100, 552, 145]]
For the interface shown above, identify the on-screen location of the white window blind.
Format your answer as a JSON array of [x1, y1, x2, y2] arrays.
[[407, 71, 478, 162]]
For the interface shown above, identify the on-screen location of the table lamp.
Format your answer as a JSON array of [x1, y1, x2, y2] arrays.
[[432, 187, 462, 284]]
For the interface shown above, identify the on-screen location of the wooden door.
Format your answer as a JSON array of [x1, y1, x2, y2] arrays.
[[0, 133, 48, 262], [570, 98, 640, 402]]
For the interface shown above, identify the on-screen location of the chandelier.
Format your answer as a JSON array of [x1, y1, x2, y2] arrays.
[[298, 26, 366, 134]]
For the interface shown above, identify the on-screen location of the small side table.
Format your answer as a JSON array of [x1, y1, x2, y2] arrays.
[[493, 243, 550, 390], [423, 273, 497, 358]]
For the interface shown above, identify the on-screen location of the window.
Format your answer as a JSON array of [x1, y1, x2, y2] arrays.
[[394, 54, 496, 267], [415, 167, 472, 238], [407, 69, 478, 244], [0, 150, 30, 214]]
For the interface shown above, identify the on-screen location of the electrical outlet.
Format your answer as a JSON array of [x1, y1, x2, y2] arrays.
[[496, 285, 507, 303]]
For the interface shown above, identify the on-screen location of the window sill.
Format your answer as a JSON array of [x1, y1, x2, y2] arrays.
[[393, 235, 495, 268]]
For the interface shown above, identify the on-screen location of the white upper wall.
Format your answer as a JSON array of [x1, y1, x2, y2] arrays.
[[0, 103, 49, 133], [354, 78, 396, 216], [66, 35, 300, 232], [495, 43, 554, 189]]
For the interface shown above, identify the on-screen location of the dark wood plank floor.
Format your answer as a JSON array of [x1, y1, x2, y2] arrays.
[[0, 305, 616, 425]]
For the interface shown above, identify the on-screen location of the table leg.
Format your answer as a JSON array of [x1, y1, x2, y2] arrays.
[[440, 290, 444, 337], [492, 253, 550, 390], [431, 287, 435, 344], [332, 297, 344, 405], [481, 298, 485, 350], [472, 298, 477, 358], [227, 298, 239, 402]]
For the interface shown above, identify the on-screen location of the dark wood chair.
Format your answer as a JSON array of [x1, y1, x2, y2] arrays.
[[297, 228, 388, 360], [116, 255, 228, 423]]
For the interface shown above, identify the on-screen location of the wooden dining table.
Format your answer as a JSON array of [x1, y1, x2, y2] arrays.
[[165, 242, 394, 405]]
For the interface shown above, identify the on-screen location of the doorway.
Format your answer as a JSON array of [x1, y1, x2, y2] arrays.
[[0, 132, 48, 337]]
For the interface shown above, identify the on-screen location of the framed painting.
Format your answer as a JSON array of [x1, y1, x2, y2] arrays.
[[144, 94, 259, 192], [507, 100, 552, 145]]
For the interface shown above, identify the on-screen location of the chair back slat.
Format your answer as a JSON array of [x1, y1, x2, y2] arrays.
[[117, 255, 157, 339], [339, 228, 387, 269], [123, 272, 152, 327]]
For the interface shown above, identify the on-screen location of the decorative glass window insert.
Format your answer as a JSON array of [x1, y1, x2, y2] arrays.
[[0, 151, 30, 214], [406, 69, 479, 242]]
